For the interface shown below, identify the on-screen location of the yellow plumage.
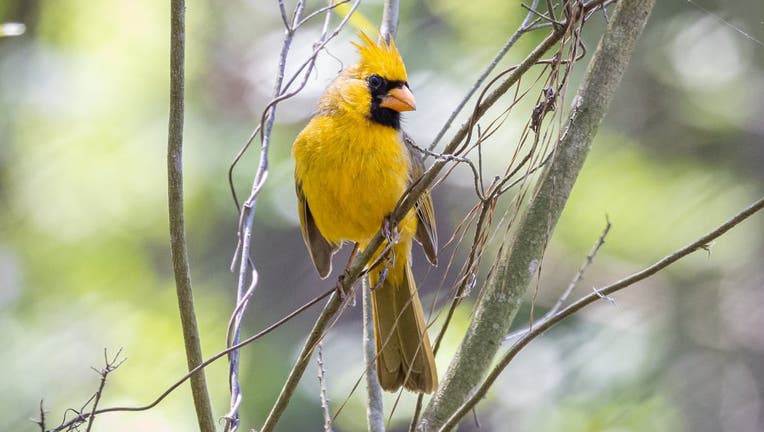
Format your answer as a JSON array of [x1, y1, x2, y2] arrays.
[[293, 34, 438, 393]]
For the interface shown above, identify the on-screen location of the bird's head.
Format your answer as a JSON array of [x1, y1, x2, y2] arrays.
[[339, 32, 416, 130]]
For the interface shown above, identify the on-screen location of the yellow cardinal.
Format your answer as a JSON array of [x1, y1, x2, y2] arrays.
[[292, 33, 438, 393]]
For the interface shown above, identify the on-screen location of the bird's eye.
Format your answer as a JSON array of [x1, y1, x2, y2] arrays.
[[367, 74, 383, 89]]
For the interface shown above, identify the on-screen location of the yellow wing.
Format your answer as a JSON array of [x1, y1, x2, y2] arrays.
[[404, 133, 438, 265], [296, 179, 339, 278]]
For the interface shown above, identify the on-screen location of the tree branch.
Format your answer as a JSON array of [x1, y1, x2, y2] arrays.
[[506, 214, 611, 341], [363, 279, 386, 432], [225, 2, 306, 428], [317, 343, 334, 432], [440, 194, 764, 432], [428, 0, 540, 151], [260, 291, 345, 432], [419, 0, 656, 430], [379, 0, 399, 43], [256, 2, 609, 431], [167, 0, 216, 430], [45, 287, 334, 432]]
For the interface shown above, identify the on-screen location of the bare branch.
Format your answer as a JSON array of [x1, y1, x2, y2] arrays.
[[379, 0, 399, 42], [43, 349, 126, 432], [46, 287, 333, 432], [506, 214, 611, 341], [317, 343, 334, 432], [166, 0, 215, 429], [33, 400, 45, 432], [421, 0, 657, 429], [441, 195, 764, 432], [260, 292, 345, 432], [226, 1, 367, 429], [296, 0, 350, 29], [428, 0, 540, 151], [85, 349, 126, 432], [363, 280, 386, 432], [357, 3, 402, 429]]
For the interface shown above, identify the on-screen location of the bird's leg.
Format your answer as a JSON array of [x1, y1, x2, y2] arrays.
[[336, 243, 359, 303], [367, 214, 399, 292]]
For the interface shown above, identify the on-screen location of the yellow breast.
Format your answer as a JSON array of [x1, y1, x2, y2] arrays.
[[293, 113, 413, 245]]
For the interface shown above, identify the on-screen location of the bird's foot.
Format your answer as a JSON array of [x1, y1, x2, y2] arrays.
[[382, 215, 401, 245]]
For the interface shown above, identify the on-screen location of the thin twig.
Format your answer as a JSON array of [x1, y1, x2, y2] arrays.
[[317, 343, 334, 432], [296, 0, 350, 29], [260, 3, 608, 432], [422, 1, 651, 428], [506, 214, 611, 341], [34, 400, 45, 432], [226, 1, 365, 429], [46, 287, 334, 432], [363, 279, 386, 432], [260, 292, 344, 432], [428, 0, 540, 151], [85, 349, 126, 432], [392, 1, 613, 257], [167, 0, 215, 429], [439, 196, 764, 431], [226, 0, 307, 424]]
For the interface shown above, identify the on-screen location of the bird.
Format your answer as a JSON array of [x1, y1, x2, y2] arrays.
[[292, 33, 438, 393]]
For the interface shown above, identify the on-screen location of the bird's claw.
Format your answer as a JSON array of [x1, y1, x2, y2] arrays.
[[382, 215, 401, 245]]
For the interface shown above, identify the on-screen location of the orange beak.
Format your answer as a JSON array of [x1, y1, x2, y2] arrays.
[[379, 86, 416, 112]]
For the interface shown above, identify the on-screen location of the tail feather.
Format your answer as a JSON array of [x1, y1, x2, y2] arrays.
[[370, 245, 438, 393]]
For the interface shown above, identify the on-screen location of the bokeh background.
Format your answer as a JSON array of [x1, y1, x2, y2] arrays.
[[2, 1, 763, 431]]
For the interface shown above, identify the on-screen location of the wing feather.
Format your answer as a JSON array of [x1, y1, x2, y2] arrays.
[[296, 180, 338, 278], [403, 133, 438, 265]]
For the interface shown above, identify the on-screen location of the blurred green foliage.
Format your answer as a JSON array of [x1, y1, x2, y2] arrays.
[[1, 0, 762, 431]]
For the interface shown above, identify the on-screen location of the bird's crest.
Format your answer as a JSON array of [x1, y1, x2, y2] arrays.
[[352, 32, 408, 82]]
